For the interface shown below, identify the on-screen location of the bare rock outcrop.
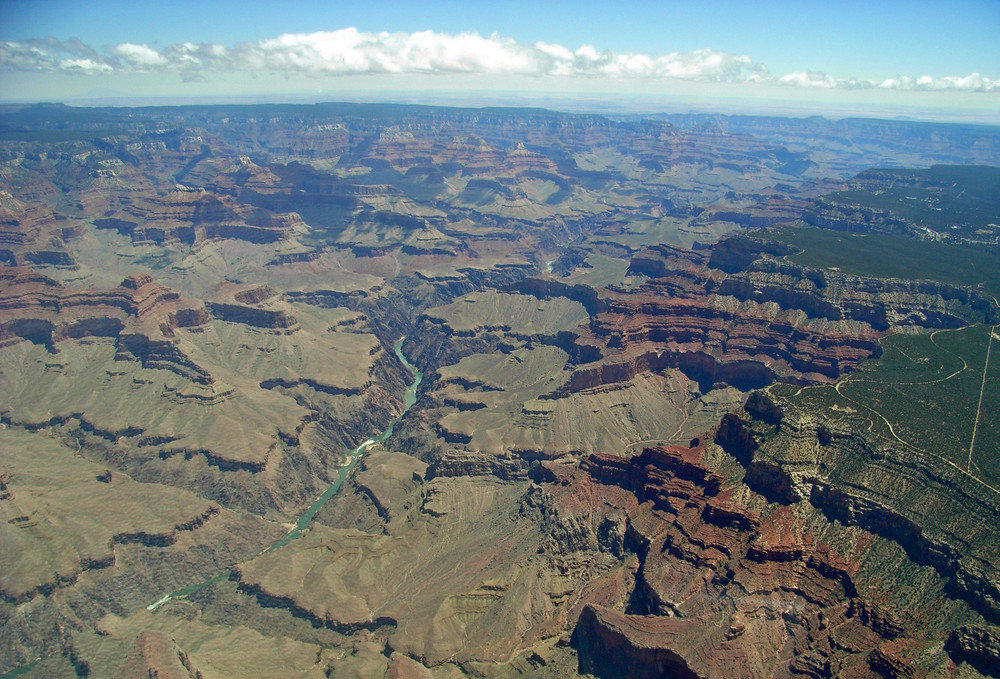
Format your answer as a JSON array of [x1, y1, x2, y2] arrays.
[[946, 625, 1000, 676], [206, 301, 298, 330], [0, 266, 209, 350], [558, 430, 996, 678], [119, 630, 202, 679]]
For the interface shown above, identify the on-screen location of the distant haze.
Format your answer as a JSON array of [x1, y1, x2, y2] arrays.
[[1, 0, 998, 123]]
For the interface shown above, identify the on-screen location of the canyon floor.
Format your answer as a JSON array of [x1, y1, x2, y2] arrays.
[[1, 102, 999, 678]]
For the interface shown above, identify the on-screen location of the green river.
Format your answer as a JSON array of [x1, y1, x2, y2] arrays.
[[2, 340, 422, 679], [146, 336, 422, 610]]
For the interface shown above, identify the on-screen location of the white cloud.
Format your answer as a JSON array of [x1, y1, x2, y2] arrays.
[[877, 72, 998, 91], [113, 43, 167, 68], [922, 72, 997, 91], [560, 45, 763, 80], [778, 71, 839, 88], [58, 58, 114, 75], [246, 29, 549, 75], [0, 37, 101, 72], [0, 29, 996, 93], [535, 41, 575, 62]]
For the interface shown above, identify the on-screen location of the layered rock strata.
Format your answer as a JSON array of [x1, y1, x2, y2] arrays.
[[560, 435, 998, 678]]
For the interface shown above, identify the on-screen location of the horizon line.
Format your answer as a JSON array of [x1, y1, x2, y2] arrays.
[[3, 91, 999, 127]]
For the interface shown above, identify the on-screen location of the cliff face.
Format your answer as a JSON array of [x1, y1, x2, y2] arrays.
[[595, 294, 878, 380], [0, 267, 206, 349], [569, 444, 868, 677], [0, 265, 409, 518], [206, 302, 298, 330], [553, 424, 1000, 678], [718, 392, 1000, 626], [800, 166, 1000, 245], [549, 238, 986, 401], [719, 248, 998, 329], [96, 191, 294, 246]]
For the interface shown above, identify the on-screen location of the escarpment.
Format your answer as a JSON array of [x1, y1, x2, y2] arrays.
[[96, 191, 294, 245], [549, 237, 994, 401], [559, 420, 1000, 678], [722, 392, 1000, 624], [206, 302, 298, 330], [595, 294, 878, 380], [0, 263, 412, 518], [0, 268, 206, 345]]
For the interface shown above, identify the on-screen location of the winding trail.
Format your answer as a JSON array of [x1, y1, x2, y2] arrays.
[[834, 379, 912, 447], [147, 337, 422, 611], [827, 310, 1000, 497], [924, 326, 970, 383], [842, 327, 969, 391], [625, 437, 686, 451], [832, 377, 1000, 495]]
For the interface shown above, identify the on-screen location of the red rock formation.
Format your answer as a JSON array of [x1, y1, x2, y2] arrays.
[[233, 284, 277, 305], [0, 266, 209, 349], [501, 143, 560, 175], [542, 243, 894, 395], [206, 302, 297, 331], [96, 190, 292, 245], [549, 443, 925, 678], [595, 293, 878, 381]]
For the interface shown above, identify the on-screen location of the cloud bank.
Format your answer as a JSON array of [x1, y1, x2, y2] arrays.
[[1, 28, 996, 92]]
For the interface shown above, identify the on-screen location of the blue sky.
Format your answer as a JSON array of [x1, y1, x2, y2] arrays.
[[2, 0, 998, 120]]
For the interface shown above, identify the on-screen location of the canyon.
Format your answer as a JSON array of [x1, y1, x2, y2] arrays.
[[0, 101, 998, 677]]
